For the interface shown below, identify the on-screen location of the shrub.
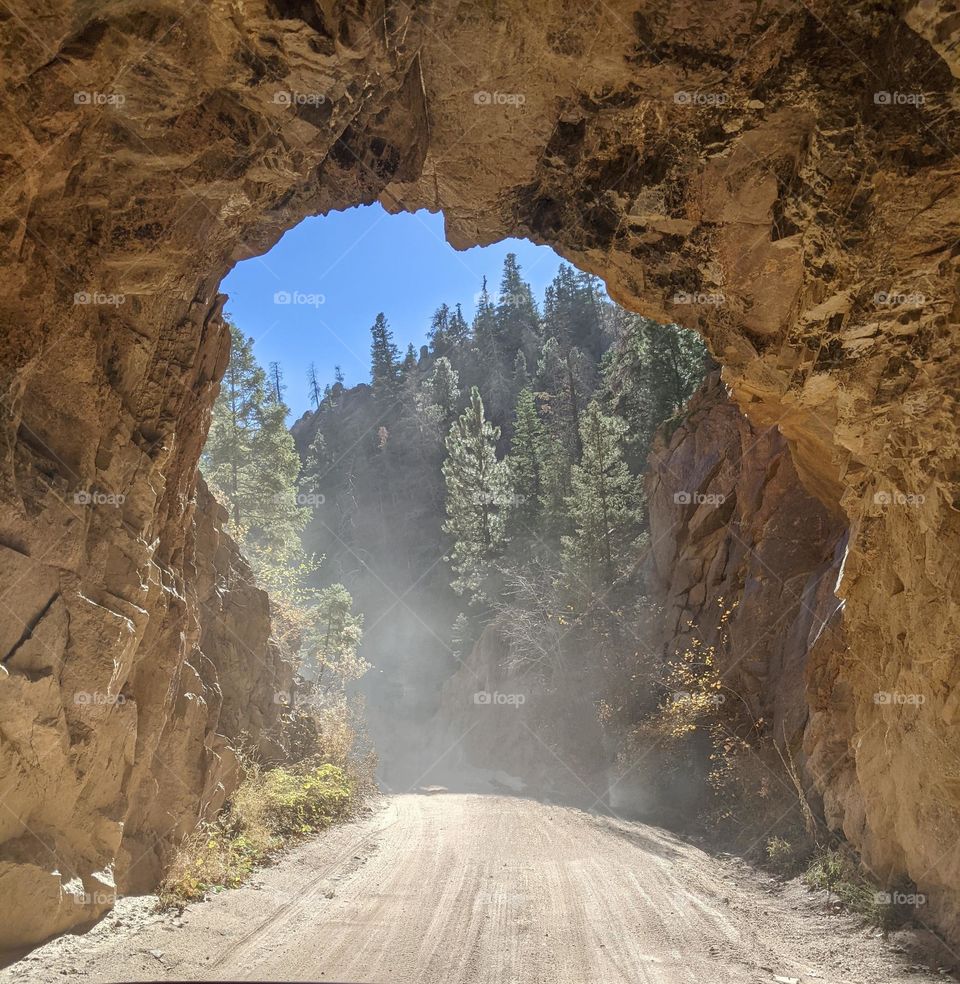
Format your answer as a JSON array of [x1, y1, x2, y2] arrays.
[[276, 694, 378, 801], [239, 762, 351, 837], [765, 836, 800, 873], [617, 602, 819, 859], [804, 848, 892, 927], [158, 762, 354, 909]]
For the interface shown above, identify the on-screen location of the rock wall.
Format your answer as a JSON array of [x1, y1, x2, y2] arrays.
[[646, 373, 847, 759], [0, 422, 290, 952], [646, 369, 957, 935], [1, 0, 959, 948]]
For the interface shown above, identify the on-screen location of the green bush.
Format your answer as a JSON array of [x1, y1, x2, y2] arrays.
[[254, 763, 352, 836], [159, 762, 354, 909], [804, 848, 891, 928]]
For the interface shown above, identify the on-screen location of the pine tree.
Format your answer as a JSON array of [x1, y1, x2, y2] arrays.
[[370, 312, 400, 399], [537, 428, 572, 548], [505, 387, 543, 536], [496, 253, 541, 371], [299, 430, 327, 504], [472, 278, 511, 422], [250, 395, 307, 550], [513, 350, 529, 392], [269, 361, 285, 402], [561, 400, 641, 587], [202, 322, 308, 555], [442, 386, 510, 605], [473, 277, 496, 353], [543, 264, 606, 359], [401, 342, 418, 377], [205, 324, 260, 528], [307, 362, 322, 410], [537, 336, 564, 391], [603, 314, 708, 470], [578, 270, 609, 358], [426, 356, 460, 423], [301, 584, 366, 694], [448, 303, 469, 348], [428, 303, 452, 356]]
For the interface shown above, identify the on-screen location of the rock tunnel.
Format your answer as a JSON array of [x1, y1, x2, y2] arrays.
[[1, 0, 959, 950]]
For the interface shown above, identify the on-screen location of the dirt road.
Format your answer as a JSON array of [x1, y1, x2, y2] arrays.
[[3, 794, 952, 984]]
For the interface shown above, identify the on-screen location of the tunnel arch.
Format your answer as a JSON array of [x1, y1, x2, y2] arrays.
[[2, 0, 959, 949]]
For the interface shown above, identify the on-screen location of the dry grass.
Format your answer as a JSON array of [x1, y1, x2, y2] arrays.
[[158, 698, 376, 909], [158, 761, 353, 908]]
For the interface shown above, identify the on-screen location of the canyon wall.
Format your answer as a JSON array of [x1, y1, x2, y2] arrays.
[[1, 0, 958, 948], [0, 450, 290, 949], [645, 373, 848, 776]]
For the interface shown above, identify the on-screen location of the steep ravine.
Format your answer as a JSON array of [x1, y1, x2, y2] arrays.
[[2, 0, 959, 951]]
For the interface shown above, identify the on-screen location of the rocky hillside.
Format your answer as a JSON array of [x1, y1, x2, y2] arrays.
[[2, 0, 959, 950]]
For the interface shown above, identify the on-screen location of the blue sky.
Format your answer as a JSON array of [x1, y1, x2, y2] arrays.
[[221, 203, 565, 417]]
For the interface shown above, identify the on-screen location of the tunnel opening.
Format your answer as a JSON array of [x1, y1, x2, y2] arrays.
[[201, 201, 713, 804]]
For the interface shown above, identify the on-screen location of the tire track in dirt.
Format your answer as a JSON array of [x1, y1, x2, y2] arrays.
[[2, 794, 952, 984], [210, 799, 403, 976]]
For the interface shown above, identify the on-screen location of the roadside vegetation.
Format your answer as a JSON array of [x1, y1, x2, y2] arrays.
[[163, 373, 377, 907], [159, 760, 355, 908]]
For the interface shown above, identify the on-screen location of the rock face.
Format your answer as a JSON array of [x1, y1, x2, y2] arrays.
[[0, 442, 290, 951], [1, 0, 959, 948], [649, 371, 959, 937], [645, 373, 848, 761]]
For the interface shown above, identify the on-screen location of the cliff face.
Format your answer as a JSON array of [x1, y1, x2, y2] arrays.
[[0, 456, 289, 949], [645, 373, 848, 762], [647, 371, 957, 935], [2, 0, 959, 948]]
